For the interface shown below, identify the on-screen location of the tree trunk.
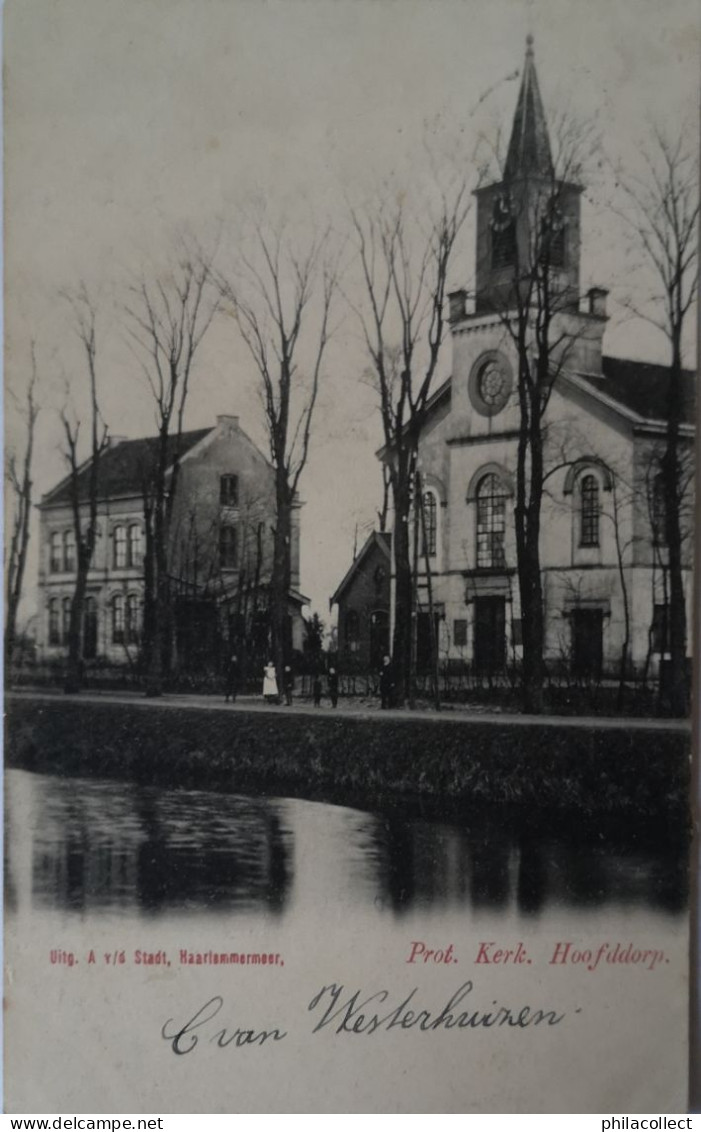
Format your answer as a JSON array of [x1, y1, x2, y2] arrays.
[[514, 384, 545, 715], [271, 473, 293, 696], [64, 549, 90, 693], [662, 333, 687, 717], [146, 492, 169, 697], [391, 476, 412, 707]]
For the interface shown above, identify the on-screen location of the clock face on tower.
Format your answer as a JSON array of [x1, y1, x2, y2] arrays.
[[469, 351, 513, 416]]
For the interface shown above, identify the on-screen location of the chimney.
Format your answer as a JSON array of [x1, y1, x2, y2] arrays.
[[448, 289, 467, 324], [217, 414, 239, 429], [108, 435, 128, 448], [587, 287, 608, 319]]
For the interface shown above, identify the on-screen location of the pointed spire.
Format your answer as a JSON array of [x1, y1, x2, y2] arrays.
[[504, 35, 553, 181]]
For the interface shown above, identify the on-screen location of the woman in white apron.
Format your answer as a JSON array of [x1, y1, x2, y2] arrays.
[[262, 661, 279, 703]]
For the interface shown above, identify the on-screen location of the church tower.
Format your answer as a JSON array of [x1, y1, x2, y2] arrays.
[[472, 36, 583, 315]]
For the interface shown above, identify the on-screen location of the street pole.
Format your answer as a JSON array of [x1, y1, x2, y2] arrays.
[[417, 470, 441, 711]]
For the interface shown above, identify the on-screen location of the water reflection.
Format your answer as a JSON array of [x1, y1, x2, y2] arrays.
[[4, 769, 687, 921]]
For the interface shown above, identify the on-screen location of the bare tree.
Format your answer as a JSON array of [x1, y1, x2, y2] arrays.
[[5, 344, 40, 663], [616, 128, 698, 716], [217, 222, 337, 685], [60, 289, 109, 693], [125, 249, 218, 695], [349, 186, 469, 704]]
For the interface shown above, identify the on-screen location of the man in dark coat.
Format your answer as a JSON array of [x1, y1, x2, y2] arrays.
[[379, 654, 394, 709], [327, 667, 339, 708], [224, 654, 240, 703], [283, 665, 294, 706]]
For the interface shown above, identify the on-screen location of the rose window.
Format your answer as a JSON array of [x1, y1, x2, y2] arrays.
[[478, 361, 508, 408]]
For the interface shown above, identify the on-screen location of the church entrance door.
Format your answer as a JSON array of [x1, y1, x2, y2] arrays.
[[571, 608, 603, 679]]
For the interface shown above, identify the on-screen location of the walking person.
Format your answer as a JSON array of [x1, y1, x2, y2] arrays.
[[224, 653, 240, 703], [327, 667, 339, 708], [263, 660, 279, 704], [283, 664, 294, 706], [379, 654, 394, 710]]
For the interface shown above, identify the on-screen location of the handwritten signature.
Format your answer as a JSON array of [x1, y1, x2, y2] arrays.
[[162, 982, 575, 1054]]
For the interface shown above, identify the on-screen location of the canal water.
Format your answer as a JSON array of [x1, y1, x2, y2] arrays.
[[4, 767, 690, 1113], [4, 768, 688, 922]]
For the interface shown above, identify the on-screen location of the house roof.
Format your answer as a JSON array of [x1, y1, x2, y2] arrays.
[[330, 530, 391, 607], [580, 356, 696, 426], [40, 428, 213, 508]]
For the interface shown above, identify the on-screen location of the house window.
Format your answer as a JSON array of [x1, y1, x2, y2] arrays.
[[113, 526, 127, 569], [453, 619, 467, 648], [62, 597, 72, 643], [128, 525, 143, 567], [476, 473, 507, 568], [346, 609, 360, 651], [652, 604, 670, 654], [48, 599, 60, 645], [50, 532, 62, 573], [63, 529, 76, 572], [219, 525, 238, 570], [112, 594, 125, 644], [125, 594, 140, 644], [220, 474, 239, 507], [580, 475, 600, 547], [83, 597, 98, 659], [652, 474, 667, 547], [373, 565, 387, 594], [421, 491, 437, 557]]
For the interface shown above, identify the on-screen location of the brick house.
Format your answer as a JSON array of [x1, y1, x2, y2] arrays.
[[330, 530, 391, 672], [36, 414, 308, 671]]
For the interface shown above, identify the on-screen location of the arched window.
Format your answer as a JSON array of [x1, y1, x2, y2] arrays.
[[63, 529, 76, 572], [219, 525, 238, 569], [62, 597, 72, 643], [112, 594, 125, 643], [652, 474, 667, 547], [476, 474, 507, 568], [421, 491, 437, 557], [83, 597, 98, 659], [539, 201, 566, 268], [579, 475, 600, 547], [128, 525, 143, 567], [113, 526, 127, 569], [491, 193, 516, 269], [50, 532, 62, 573], [125, 594, 140, 644], [48, 599, 60, 645]]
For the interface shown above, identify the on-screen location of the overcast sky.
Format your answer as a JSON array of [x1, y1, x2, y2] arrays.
[[5, 0, 699, 622]]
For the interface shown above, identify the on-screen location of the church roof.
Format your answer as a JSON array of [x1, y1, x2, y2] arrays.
[[504, 36, 553, 182], [40, 428, 213, 508], [401, 355, 694, 445], [580, 357, 696, 426]]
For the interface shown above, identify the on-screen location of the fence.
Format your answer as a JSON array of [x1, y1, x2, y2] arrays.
[[7, 657, 671, 716]]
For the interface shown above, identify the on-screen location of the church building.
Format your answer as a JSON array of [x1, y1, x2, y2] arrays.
[[384, 39, 695, 681]]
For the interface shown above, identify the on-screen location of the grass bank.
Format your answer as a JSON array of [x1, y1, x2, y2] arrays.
[[5, 696, 691, 839]]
